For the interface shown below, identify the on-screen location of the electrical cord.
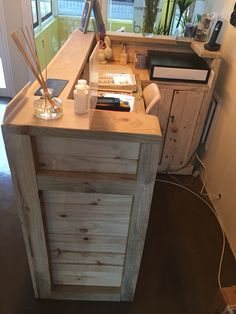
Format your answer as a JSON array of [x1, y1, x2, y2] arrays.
[[156, 178, 226, 289]]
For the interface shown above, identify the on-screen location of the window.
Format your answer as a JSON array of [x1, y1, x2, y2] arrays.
[[31, 0, 39, 27], [31, 0, 52, 28]]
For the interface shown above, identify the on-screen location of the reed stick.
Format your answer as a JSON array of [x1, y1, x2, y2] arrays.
[[11, 30, 55, 108]]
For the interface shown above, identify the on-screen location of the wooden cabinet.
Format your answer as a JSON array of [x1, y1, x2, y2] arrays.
[[2, 95, 161, 301], [154, 86, 206, 173]]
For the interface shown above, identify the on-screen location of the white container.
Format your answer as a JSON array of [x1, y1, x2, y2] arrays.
[[74, 84, 88, 114]]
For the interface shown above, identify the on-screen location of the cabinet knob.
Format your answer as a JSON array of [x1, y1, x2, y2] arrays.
[[171, 126, 178, 133]]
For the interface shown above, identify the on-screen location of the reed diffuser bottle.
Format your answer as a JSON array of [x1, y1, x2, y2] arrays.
[[33, 88, 63, 120]]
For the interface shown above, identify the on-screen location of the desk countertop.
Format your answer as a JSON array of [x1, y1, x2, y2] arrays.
[[3, 30, 161, 144]]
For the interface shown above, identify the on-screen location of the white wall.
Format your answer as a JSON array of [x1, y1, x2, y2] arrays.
[[2, 0, 30, 94], [203, 0, 236, 257]]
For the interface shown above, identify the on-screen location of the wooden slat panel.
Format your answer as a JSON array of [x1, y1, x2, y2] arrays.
[[52, 264, 123, 287], [41, 191, 133, 207], [121, 142, 160, 301], [34, 136, 140, 159], [48, 233, 127, 254], [51, 250, 124, 266], [37, 153, 137, 174], [1, 133, 51, 298], [43, 203, 131, 222], [51, 285, 121, 301], [46, 217, 129, 236], [37, 170, 137, 195], [161, 90, 204, 169]]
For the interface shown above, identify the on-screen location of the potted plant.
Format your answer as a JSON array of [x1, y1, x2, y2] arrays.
[[143, 0, 160, 36]]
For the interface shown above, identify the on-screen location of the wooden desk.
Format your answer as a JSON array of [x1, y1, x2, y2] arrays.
[[2, 31, 161, 301]]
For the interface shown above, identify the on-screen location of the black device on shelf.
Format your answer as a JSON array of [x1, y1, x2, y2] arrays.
[[204, 20, 223, 51], [147, 50, 211, 84], [96, 97, 130, 111]]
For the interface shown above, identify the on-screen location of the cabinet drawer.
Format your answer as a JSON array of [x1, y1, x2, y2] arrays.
[[34, 136, 140, 174]]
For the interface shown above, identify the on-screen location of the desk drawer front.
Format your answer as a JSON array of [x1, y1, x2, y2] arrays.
[[34, 136, 140, 174]]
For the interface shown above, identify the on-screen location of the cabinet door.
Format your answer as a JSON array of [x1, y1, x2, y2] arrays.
[[160, 90, 205, 170], [157, 88, 174, 163]]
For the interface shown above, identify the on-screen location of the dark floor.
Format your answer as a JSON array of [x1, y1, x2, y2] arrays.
[[1, 104, 236, 314]]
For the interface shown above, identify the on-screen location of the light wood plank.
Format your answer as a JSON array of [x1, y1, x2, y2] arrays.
[[51, 250, 124, 266], [52, 264, 123, 287], [1, 133, 51, 298], [43, 203, 131, 222], [121, 142, 160, 301], [28, 31, 95, 99], [48, 233, 127, 254], [5, 98, 161, 144], [161, 90, 204, 169], [46, 216, 129, 236], [34, 136, 140, 159], [37, 170, 137, 195], [41, 191, 133, 207], [51, 285, 121, 301], [37, 153, 137, 174]]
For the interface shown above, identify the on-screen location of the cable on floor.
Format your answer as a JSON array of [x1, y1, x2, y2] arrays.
[[156, 178, 226, 289]]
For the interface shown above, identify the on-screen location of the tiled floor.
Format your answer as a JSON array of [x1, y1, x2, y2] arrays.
[[0, 114, 236, 313]]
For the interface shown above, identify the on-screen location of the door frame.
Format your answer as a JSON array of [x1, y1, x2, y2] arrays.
[[0, 0, 15, 97]]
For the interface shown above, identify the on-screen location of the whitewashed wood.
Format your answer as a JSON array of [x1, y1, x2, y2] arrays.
[[50, 285, 121, 301], [37, 170, 137, 195], [43, 203, 131, 222], [37, 153, 137, 174], [52, 264, 123, 287], [189, 59, 222, 158], [46, 216, 129, 236], [51, 250, 124, 266], [2, 134, 51, 298], [34, 136, 140, 159], [6, 100, 161, 143], [121, 143, 160, 301], [160, 90, 204, 169], [48, 233, 127, 254], [41, 191, 133, 207]]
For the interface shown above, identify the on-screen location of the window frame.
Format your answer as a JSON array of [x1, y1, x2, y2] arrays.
[[32, 0, 53, 29]]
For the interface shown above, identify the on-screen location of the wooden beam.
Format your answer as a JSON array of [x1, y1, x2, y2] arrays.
[[37, 170, 137, 195], [1, 131, 51, 298], [120, 142, 160, 301]]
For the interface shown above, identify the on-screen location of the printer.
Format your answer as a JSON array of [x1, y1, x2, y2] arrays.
[[148, 50, 211, 84]]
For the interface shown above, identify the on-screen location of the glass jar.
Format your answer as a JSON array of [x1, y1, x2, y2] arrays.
[[33, 88, 63, 120]]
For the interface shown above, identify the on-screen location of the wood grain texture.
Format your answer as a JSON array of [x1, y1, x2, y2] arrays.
[[5, 98, 161, 143], [37, 170, 137, 195], [52, 264, 123, 287], [51, 250, 124, 266], [161, 90, 204, 169], [1, 133, 51, 298], [34, 136, 139, 174], [48, 233, 127, 254], [50, 285, 121, 301], [40, 191, 133, 207], [34, 136, 140, 159], [121, 142, 160, 301]]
